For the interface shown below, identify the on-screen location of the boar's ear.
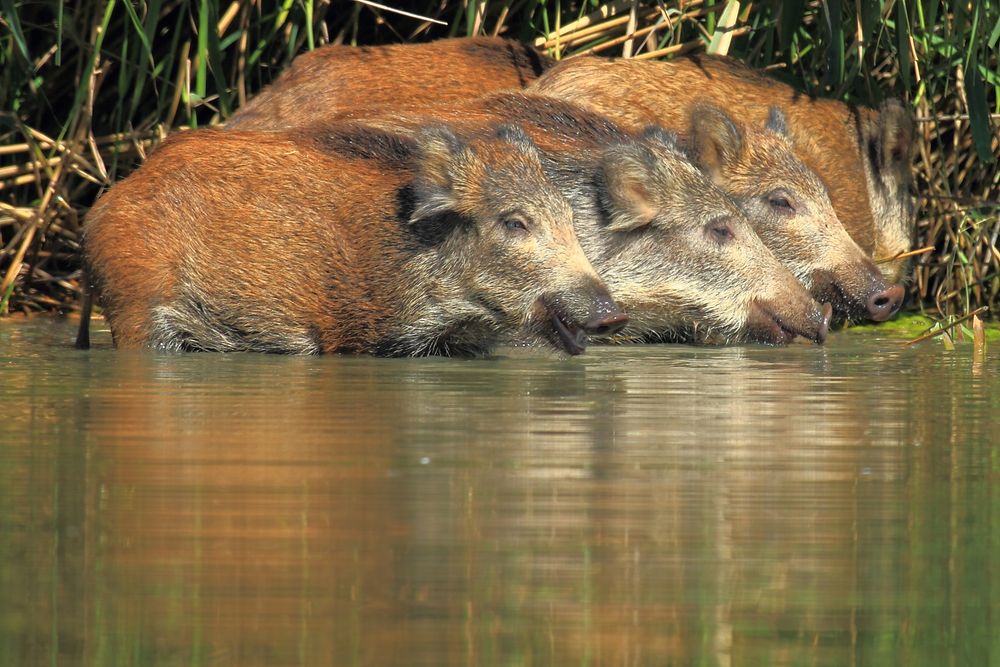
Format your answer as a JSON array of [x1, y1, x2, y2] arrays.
[[765, 106, 789, 136], [410, 126, 474, 223], [639, 125, 682, 152], [688, 104, 743, 180], [598, 142, 659, 233], [495, 123, 540, 158], [873, 99, 914, 183]]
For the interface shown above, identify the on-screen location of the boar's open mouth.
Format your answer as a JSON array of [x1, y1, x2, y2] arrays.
[[541, 299, 588, 356]]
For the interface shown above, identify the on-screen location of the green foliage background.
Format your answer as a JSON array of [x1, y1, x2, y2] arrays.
[[1, 0, 998, 319]]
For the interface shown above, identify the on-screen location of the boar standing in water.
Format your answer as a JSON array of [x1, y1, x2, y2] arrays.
[[330, 96, 832, 344], [227, 37, 553, 131], [236, 72, 900, 323], [82, 124, 627, 356], [530, 54, 916, 284]]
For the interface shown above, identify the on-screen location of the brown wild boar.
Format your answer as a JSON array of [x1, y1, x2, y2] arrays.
[[570, 127, 833, 345], [684, 104, 904, 322], [530, 54, 915, 284], [227, 36, 553, 131], [239, 78, 898, 322], [330, 95, 832, 344], [82, 123, 627, 356]]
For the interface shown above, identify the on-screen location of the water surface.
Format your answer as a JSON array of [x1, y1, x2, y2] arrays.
[[1, 319, 997, 666]]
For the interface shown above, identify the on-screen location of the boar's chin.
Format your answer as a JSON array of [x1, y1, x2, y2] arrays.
[[744, 302, 802, 346], [526, 295, 586, 355]]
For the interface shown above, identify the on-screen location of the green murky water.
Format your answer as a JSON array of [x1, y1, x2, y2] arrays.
[[1, 318, 998, 666]]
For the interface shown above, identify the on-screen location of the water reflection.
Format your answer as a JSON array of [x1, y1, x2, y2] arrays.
[[0, 320, 996, 666]]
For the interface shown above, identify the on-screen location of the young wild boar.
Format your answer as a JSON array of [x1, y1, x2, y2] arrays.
[[334, 95, 832, 344], [684, 104, 904, 322], [562, 127, 833, 345], [335, 91, 892, 325], [530, 54, 915, 284], [226, 36, 553, 131], [82, 123, 627, 356]]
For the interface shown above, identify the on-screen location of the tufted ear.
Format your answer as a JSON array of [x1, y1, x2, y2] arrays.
[[765, 106, 789, 136], [639, 125, 682, 151], [873, 99, 914, 183], [409, 126, 474, 224], [599, 140, 660, 233], [495, 123, 540, 158], [688, 104, 743, 181]]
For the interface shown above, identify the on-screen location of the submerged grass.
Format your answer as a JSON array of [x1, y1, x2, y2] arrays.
[[1, 0, 997, 324]]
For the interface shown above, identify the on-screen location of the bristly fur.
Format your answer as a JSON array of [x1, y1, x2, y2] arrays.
[[83, 122, 613, 357]]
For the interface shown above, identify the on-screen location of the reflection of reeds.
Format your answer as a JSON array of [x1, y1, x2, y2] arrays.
[[1, 1, 997, 321]]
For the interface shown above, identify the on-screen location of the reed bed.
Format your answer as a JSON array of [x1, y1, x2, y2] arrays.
[[1, 0, 997, 320]]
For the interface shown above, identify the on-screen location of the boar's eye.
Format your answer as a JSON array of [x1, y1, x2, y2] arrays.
[[767, 191, 796, 214], [708, 221, 735, 244], [501, 214, 530, 233]]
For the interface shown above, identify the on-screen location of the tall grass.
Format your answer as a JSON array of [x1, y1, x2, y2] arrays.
[[1, 0, 997, 319]]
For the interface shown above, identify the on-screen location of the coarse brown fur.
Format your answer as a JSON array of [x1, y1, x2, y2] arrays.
[[318, 94, 831, 344], [530, 54, 916, 283], [327, 90, 895, 323], [227, 37, 554, 131], [83, 124, 622, 356], [684, 104, 903, 321]]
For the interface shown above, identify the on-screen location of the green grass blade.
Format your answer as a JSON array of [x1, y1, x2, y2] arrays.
[[965, 53, 996, 164], [56, 0, 64, 66], [1, 0, 31, 62], [121, 0, 153, 57], [779, 0, 805, 51], [196, 0, 210, 100], [275, 0, 294, 31], [128, 0, 165, 124], [823, 0, 844, 90], [205, 0, 232, 117], [58, 0, 117, 143], [989, 12, 1000, 48], [897, 1, 912, 91], [923, 0, 940, 34], [859, 0, 880, 54], [303, 0, 315, 50]]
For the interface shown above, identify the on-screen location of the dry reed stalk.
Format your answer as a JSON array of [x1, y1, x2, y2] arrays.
[[535, 0, 645, 47]]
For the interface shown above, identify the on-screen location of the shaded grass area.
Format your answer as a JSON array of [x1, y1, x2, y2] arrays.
[[1, 1, 997, 322]]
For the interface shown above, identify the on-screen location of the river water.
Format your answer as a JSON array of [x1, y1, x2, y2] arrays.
[[1, 318, 997, 666]]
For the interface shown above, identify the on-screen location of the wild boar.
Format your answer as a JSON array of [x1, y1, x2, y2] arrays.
[[227, 36, 553, 131], [82, 123, 626, 356], [235, 67, 899, 324], [529, 54, 916, 284], [327, 95, 832, 344], [566, 127, 833, 345], [684, 104, 904, 321]]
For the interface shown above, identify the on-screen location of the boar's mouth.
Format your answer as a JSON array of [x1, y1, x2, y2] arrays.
[[748, 302, 831, 345], [541, 299, 588, 356]]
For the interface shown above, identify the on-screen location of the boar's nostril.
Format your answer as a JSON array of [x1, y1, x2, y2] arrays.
[[866, 284, 904, 322], [585, 311, 629, 336]]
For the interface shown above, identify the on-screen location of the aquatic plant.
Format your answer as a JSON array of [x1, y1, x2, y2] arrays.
[[1, 0, 997, 321]]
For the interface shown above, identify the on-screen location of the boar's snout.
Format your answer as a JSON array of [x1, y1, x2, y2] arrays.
[[747, 299, 831, 346], [866, 284, 904, 322], [811, 266, 904, 323], [584, 293, 629, 336], [539, 281, 628, 355]]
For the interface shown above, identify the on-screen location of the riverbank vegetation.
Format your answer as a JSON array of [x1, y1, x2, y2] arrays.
[[1, 1, 997, 321]]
